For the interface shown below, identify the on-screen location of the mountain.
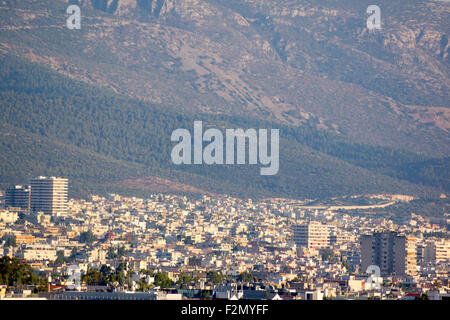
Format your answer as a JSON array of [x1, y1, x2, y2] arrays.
[[0, 0, 448, 155], [0, 0, 448, 201], [0, 54, 446, 200]]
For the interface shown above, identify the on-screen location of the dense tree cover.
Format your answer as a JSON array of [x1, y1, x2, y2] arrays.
[[0, 54, 446, 203], [176, 272, 199, 288], [321, 249, 338, 263], [206, 271, 223, 285], [237, 271, 254, 283], [153, 272, 174, 288], [1, 234, 16, 247], [0, 256, 48, 291], [53, 251, 66, 266], [106, 246, 128, 259], [53, 248, 78, 266], [82, 268, 109, 286], [78, 231, 97, 244], [82, 263, 130, 286]]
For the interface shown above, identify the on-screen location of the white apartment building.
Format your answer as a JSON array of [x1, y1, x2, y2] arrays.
[[293, 221, 330, 249], [0, 210, 18, 224], [30, 176, 68, 216], [19, 244, 57, 261]]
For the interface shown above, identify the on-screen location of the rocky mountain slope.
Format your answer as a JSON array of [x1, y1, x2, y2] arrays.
[[0, 0, 448, 155]]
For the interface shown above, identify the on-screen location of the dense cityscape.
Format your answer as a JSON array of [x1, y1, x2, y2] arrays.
[[0, 176, 448, 300], [0, 1, 448, 316]]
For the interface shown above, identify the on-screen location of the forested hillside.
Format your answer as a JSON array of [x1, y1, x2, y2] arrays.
[[0, 55, 446, 199]]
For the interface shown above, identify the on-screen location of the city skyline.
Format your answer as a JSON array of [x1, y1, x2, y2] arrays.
[[0, 0, 448, 309], [0, 176, 448, 300]]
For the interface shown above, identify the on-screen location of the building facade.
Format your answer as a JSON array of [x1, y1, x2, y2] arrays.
[[421, 239, 450, 264], [293, 221, 330, 249], [360, 231, 417, 276], [4, 185, 30, 211], [30, 177, 68, 215]]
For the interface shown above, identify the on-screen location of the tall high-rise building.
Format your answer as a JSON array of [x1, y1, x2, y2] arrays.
[[360, 231, 417, 276], [293, 221, 330, 249], [4, 185, 30, 212], [30, 176, 68, 215]]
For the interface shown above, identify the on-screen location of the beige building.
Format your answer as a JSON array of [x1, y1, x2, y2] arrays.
[[423, 239, 450, 263], [15, 234, 36, 245], [405, 236, 418, 276], [293, 221, 330, 249], [19, 244, 57, 261], [0, 210, 18, 224]]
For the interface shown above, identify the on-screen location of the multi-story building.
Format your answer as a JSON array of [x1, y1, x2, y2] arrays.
[[293, 221, 330, 249], [416, 242, 424, 265], [405, 236, 418, 276], [18, 244, 57, 261], [422, 239, 450, 264], [15, 234, 36, 245], [435, 239, 450, 263], [30, 176, 68, 215], [0, 210, 19, 224], [360, 231, 417, 276], [4, 185, 30, 211]]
